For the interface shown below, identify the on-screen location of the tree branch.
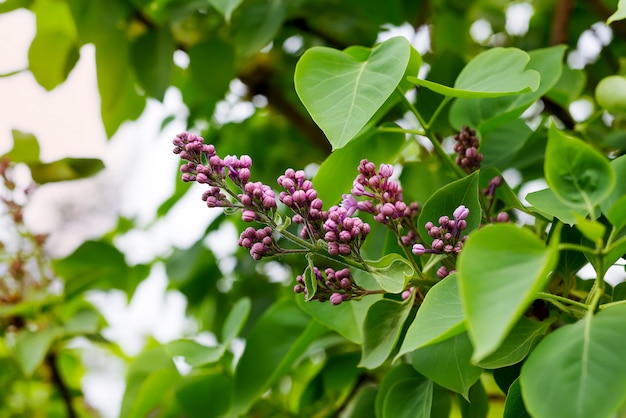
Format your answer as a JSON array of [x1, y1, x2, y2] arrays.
[[550, 0, 574, 45], [46, 351, 77, 418]]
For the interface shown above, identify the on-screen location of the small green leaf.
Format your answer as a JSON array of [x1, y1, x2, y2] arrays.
[[418, 171, 481, 246], [409, 48, 539, 98], [12, 328, 58, 376], [376, 364, 423, 418], [221, 297, 251, 346], [525, 188, 587, 225], [411, 332, 482, 400], [458, 380, 489, 418], [164, 340, 224, 367], [573, 213, 606, 241], [128, 368, 181, 418], [607, 195, 626, 232], [545, 123, 615, 213], [232, 0, 286, 57], [175, 373, 232, 418], [2, 130, 40, 164], [360, 296, 414, 369], [475, 316, 553, 369], [458, 224, 558, 361], [607, 0, 626, 24], [383, 378, 433, 418], [601, 155, 626, 221], [295, 37, 412, 149], [365, 253, 414, 293], [29, 158, 105, 184], [131, 28, 175, 101], [503, 379, 531, 418], [396, 274, 465, 359], [521, 304, 626, 418]]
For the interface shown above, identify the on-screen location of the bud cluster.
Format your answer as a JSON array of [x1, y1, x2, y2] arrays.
[[482, 175, 511, 223], [294, 266, 365, 305], [412, 205, 470, 257], [323, 206, 371, 256], [278, 169, 327, 239], [349, 160, 420, 246], [238, 226, 281, 260], [454, 126, 483, 173]]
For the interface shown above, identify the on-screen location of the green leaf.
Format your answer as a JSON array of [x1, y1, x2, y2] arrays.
[[411, 332, 482, 399], [525, 188, 587, 225], [545, 123, 615, 213], [96, 31, 146, 137], [221, 297, 251, 346], [417, 171, 481, 246], [475, 316, 553, 369], [232, 0, 286, 58], [365, 253, 414, 293], [479, 118, 532, 169], [521, 304, 626, 418], [376, 364, 423, 418], [313, 128, 406, 207], [120, 347, 177, 417], [383, 378, 433, 418], [12, 328, 58, 376], [503, 379, 531, 418], [233, 299, 325, 415], [296, 292, 381, 344], [188, 37, 235, 107], [28, 0, 79, 90], [164, 340, 224, 367], [458, 224, 558, 361], [608, 0, 626, 24], [600, 155, 626, 221], [131, 28, 175, 101], [360, 296, 414, 369], [450, 46, 565, 132], [208, 0, 243, 22], [607, 195, 626, 232], [175, 373, 232, 418], [409, 48, 539, 98], [458, 380, 489, 418], [2, 130, 40, 164], [396, 273, 465, 359], [29, 158, 105, 184], [295, 37, 412, 149], [128, 368, 181, 418], [573, 213, 606, 241]]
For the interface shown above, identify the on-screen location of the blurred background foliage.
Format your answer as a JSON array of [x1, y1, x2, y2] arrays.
[[1, 0, 626, 416]]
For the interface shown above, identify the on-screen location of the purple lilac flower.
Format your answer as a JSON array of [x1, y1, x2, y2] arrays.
[[412, 205, 470, 256], [294, 266, 364, 305], [323, 205, 370, 256], [278, 168, 327, 239], [454, 126, 483, 173], [238, 226, 280, 260]]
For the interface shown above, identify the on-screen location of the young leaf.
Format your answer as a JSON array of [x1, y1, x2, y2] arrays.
[[525, 188, 587, 225], [573, 213, 606, 242], [607, 195, 626, 232], [521, 304, 626, 418], [360, 296, 414, 369], [12, 328, 58, 377], [607, 0, 626, 24], [232, 0, 286, 58], [396, 273, 465, 359], [600, 155, 626, 223], [458, 380, 489, 418], [131, 28, 175, 101], [411, 332, 482, 400], [503, 379, 531, 418], [365, 253, 414, 293], [375, 364, 423, 418], [29, 158, 105, 184], [417, 171, 481, 246], [208, 0, 243, 22], [545, 123, 615, 213], [2, 130, 40, 164], [127, 368, 181, 418], [474, 316, 553, 369], [295, 37, 412, 149], [409, 48, 539, 98], [383, 378, 433, 418], [221, 297, 251, 346], [458, 224, 558, 361], [164, 340, 224, 367]]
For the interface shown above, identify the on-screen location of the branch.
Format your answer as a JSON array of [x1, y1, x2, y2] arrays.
[[46, 351, 77, 418], [550, 0, 574, 45]]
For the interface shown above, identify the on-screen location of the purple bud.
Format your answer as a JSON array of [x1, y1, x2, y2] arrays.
[[339, 230, 352, 241], [432, 239, 444, 251], [281, 178, 294, 189], [379, 163, 394, 178], [240, 195, 252, 206], [294, 285, 304, 294], [412, 244, 426, 255], [339, 244, 351, 255], [381, 203, 395, 217], [330, 293, 344, 306], [439, 216, 450, 226], [340, 278, 352, 290], [328, 242, 339, 256], [238, 168, 251, 181], [456, 220, 467, 230], [311, 198, 323, 210], [437, 266, 449, 279], [401, 287, 414, 300], [352, 183, 366, 196], [240, 155, 252, 168], [325, 231, 337, 242], [453, 205, 470, 220], [242, 210, 256, 222], [496, 212, 510, 222], [292, 190, 306, 203]]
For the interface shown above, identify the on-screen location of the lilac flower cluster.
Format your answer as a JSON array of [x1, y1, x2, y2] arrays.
[[412, 205, 470, 257], [348, 159, 420, 246], [278, 169, 327, 239], [294, 266, 365, 305], [454, 126, 483, 173], [323, 206, 371, 256], [238, 226, 280, 260]]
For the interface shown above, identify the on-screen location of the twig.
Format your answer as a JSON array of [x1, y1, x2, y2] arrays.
[[46, 351, 77, 418]]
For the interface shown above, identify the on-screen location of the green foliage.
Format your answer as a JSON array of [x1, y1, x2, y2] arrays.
[[5, 0, 626, 417]]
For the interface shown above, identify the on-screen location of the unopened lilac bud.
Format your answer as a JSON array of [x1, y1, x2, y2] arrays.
[[292, 190, 306, 203], [412, 244, 426, 255], [439, 215, 450, 226], [340, 278, 352, 290], [182, 173, 192, 182], [330, 293, 344, 306], [311, 198, 323, 210], [339, 244, 351, 255], [240, 195, 252, 206], [401, 287, 414, 300], [437, 266, 449, 279], [379, 163, 394, 178], [294, 285, 305, 294], [453, 205, 470, 220], [381, 203, 395, 217], [242, 210, 256, 222], [456, 220, 467, 230], [281, 178, 294, 189], [328, 242, 339, 256], [432, 239, 444, 251], [496, 212, 510, 222], [338, 230, 352, 241], [240, 155, 252, 168], [238, 168, 251, 181], [263, 196, 277, 208]]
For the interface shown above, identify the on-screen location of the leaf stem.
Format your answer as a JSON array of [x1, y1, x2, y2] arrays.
[[537, 291, 588, 312]]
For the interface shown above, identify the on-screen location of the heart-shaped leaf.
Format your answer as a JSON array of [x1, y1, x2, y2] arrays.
[[295, 37, 412, 149], [366, 253, 414, 293], [545, 123, 615, 213], [525, 188, 587, 225], [521, 305, 626, 418], [409, 48, 539, 98], [458, 224, 558, 361]]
